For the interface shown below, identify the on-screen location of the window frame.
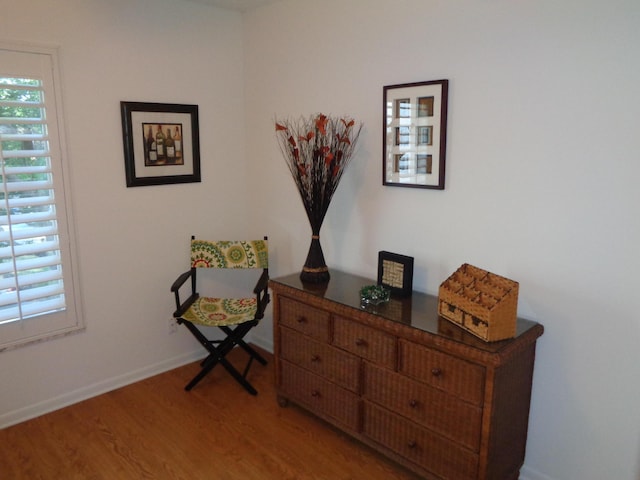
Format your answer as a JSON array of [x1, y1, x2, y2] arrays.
[[0, 42, 83, 350]]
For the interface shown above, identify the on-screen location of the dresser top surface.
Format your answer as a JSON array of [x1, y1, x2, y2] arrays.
[[270, 269, 542, 353]]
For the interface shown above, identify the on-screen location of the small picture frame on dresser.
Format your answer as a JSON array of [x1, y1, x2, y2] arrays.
[[377, 251, 414, 297]]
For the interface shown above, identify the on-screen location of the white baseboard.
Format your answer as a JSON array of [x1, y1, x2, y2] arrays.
[[0, 349, 204, 429], [520, 465, 554, 480]]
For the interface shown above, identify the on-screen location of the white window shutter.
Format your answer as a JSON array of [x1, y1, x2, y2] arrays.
[[0, 43, 83, 349]]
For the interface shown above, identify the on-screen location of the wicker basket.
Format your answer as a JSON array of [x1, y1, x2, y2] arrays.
[[438, 264, 519, 342]]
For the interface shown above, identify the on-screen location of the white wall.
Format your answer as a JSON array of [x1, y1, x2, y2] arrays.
[[2, 1, 639, 480], [0, 0, 253, 425], [244, 1, 640, 479]]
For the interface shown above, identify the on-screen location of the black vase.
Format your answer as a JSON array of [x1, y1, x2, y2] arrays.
[[300, 230, 330, 284]]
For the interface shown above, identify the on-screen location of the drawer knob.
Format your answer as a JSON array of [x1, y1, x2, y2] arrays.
[[310, 354, 320, 363], [407, 440, 417, 449], [409, 399, 419, 408], [311, 390, 321, 398], [355, 338, 367, 347], [296, 316, 307, 324], [431, 368, 442, 377]]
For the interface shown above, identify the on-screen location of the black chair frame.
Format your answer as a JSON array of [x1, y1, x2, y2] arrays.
[[171, 237, 270, 395]]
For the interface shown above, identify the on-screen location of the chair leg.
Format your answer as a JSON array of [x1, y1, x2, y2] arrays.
[[219, 356, 258, 395], [185, 360, 217, 391], [184, 328, 239, 391], [219, 325, 268, 365], [180, 319, 264, 394], [182, 322, 223, 391], [190, 345, 258, 395]]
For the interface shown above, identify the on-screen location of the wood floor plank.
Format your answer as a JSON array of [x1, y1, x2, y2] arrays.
[[0, 346, 420, 480]]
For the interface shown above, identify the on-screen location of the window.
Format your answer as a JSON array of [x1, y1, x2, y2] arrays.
[[0, 43, 82, 350]]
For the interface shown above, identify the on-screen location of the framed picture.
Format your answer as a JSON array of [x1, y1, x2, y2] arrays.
[[383, 80, 448, 189], [377, 251, 414, 297], [120, 101, 201, 187]]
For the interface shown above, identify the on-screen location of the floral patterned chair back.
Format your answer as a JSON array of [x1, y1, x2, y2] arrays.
[[190, 239, 269, 270]]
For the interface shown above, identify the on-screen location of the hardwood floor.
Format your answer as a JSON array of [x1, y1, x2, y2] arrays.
[[0, 346, 420, 479]]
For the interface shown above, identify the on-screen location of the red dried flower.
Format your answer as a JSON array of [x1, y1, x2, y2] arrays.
[[341, 118, 355, 128], [299, 131, 315, 142], [315, 114, 328, 135], [324, 152, 334, 168], [275, 113, 363, 229]]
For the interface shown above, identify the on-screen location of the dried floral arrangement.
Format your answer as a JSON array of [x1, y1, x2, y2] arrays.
[[275, 113, 363, 282]]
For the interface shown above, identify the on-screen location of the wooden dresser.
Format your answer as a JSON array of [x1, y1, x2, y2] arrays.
[[269, 270, 543, 480]]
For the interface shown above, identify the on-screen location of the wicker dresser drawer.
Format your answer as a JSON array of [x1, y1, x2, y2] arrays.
[[333, 317, 396, 369], [279, 296, 330, 342], [363, 363, 482, 451], [280, 326, 360, 392], [399, 339, 485, 406], [271, 271, 543, 480], [363, 402, 478, 480], [280, 360, 360, 431]]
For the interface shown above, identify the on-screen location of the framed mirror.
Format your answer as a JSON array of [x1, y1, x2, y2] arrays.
[[383, 80, 448, 189]]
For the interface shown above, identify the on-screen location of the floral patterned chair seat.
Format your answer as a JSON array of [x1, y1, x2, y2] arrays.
[[180, 297, 258, 327]]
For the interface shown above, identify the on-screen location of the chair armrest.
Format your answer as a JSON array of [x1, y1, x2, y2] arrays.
[[253, 269, 270, 319], [253, 269, 269, 294], [171, 269, 198, 317], [173, 293, 199, 318], [171, 270, 192, 292]]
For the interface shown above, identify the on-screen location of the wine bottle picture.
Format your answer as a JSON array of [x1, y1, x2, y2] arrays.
[[165, 127, 175, 163], [156, 125, 165, 162], [121, 102, 200, 187], [146, 125, 157, 164], [174, 125, 182, 163]]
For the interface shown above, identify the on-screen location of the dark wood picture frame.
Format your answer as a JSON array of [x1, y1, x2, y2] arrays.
[[121, 101, 201, 187], [383, 79, 448, 189], [377, 251, 414, 297]]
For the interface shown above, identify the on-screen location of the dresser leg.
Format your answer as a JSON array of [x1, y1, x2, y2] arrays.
[[277, 395, 289, 407]]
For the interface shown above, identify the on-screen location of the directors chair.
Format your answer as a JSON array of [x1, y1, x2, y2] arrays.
[[171, 236, 269, 395]]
